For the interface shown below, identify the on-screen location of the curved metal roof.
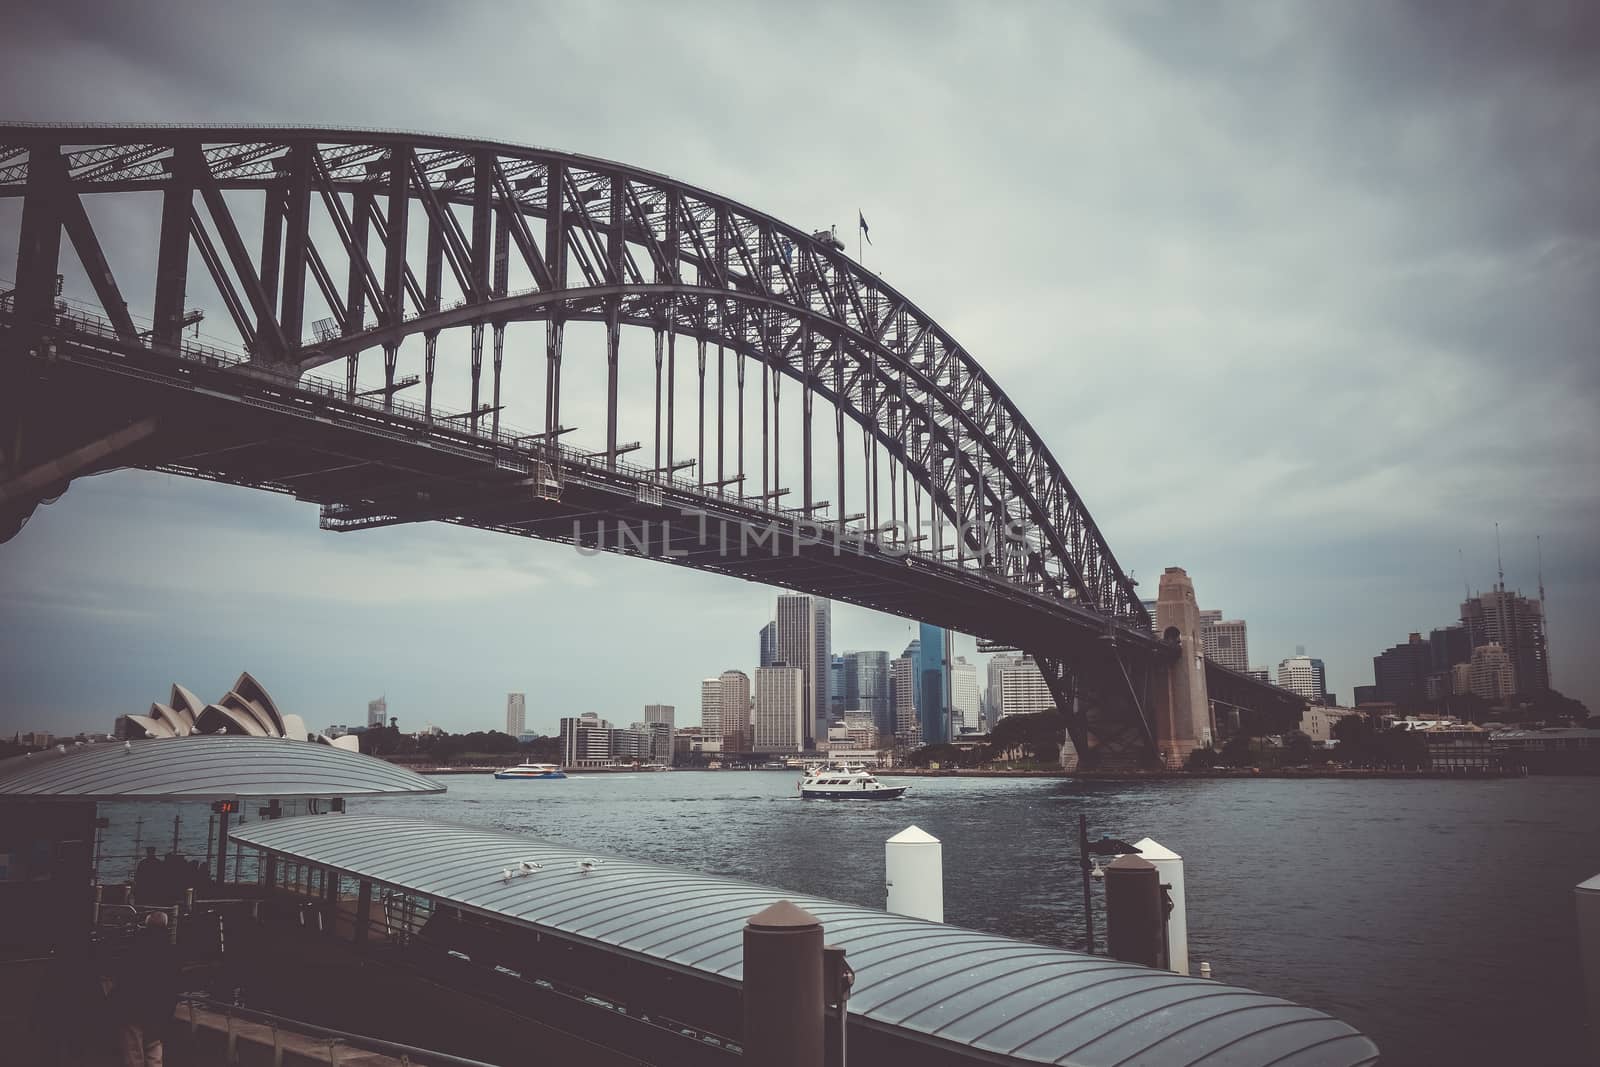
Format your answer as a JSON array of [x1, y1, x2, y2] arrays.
[[230, 815, 1377, 1067], [0, 736, 443, 801]]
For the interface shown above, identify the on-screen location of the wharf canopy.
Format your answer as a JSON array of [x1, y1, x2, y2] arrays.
[[0, 735, 442, 801], [116, 671, 359, 750], [231, 814, 1379, 1067]]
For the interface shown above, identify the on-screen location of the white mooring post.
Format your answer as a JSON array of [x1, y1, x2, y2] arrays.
[[886, 826, 943, 922], [1133, 837, 1188, 975], [1577, 872, 1600, 1064]]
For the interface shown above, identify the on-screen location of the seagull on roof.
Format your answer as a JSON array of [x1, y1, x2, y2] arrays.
[[578, 859, 603, 873]]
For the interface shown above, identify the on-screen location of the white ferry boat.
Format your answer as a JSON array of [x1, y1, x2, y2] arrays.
[[494, 762, 567, 780], [798, 768, 908, 800]]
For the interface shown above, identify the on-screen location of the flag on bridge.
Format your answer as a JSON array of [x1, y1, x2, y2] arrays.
[[858, 211, 872, 245]]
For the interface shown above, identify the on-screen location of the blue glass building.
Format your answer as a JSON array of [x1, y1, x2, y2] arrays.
[[916, 622, 952, 746]]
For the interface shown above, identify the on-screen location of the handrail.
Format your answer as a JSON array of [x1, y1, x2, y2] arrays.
[[181, 994, 504, 1067]]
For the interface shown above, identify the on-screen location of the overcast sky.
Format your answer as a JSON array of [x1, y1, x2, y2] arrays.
[[1, 0, 1595, 736]]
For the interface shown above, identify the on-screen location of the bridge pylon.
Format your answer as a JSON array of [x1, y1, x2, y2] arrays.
[[1146, 566, 1214, 768]]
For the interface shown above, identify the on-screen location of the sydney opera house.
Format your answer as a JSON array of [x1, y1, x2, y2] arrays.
[[115, 671, 359, 751]]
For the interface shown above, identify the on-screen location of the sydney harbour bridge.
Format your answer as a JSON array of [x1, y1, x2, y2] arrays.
[[0, 125, 1301, 768]]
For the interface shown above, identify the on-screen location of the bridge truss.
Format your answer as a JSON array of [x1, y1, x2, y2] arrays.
[[1, 125, 1180, 766]]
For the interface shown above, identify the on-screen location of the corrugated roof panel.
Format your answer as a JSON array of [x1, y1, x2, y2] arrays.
[[0, 736, 443, 800], [227, 815, 1378, 1067]]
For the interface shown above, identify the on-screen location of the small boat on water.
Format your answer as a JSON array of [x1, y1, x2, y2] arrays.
[[494, 762, 567, 780], [798, 768, 908, 800]]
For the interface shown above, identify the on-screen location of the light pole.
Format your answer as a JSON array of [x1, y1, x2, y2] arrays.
[[1077, 813, 1140, 955]]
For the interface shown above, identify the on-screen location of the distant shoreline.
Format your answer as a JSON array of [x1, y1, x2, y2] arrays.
[[387, 763, 1527, 780]]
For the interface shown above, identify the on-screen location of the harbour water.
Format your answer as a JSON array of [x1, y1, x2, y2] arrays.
[[104, 772, 1598, 1066]]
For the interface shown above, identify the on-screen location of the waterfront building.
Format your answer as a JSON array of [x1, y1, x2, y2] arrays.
[[1394, 719, 1497, 772], [917, 623, 953, 746], [1468, 643, 1516, 702], [775, 593, 829, 747], [1491, 728, 1600, 774], [951, 657, 980, 734], [1277, 655, 1328, 704], [1299, 705, 1358, 743], [758, 620, 779, 669], [631, 720, 673, 765], [699, 678, 723, 754], [559, 713, 612, 767], [1247, 666, 1271, 685], [841, 709, 880, 750], [1372, 633, 1430, 709], [753, 666, 805, 752], [999, 656, 1055, 719], [720, 670, 752, 754], [890, 654, 919, 746], [1353, 684, 1379, 705], [1461, 586, 1550, 696], [367, 696, 387, 729], [505, 693, 525, 737], [830, 654, 846, 719]]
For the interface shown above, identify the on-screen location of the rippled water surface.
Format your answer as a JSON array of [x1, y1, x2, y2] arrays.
[[107, 771, 1600, 1065]]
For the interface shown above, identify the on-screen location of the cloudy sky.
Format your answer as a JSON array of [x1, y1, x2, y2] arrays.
[[1, 0, 1595, 736]]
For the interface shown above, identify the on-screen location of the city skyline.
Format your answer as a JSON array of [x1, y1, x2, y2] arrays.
[[0, 3, 1594, 736]]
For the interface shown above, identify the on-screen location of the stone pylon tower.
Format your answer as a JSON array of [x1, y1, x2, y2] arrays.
[[1150, 567, 1213, 768]]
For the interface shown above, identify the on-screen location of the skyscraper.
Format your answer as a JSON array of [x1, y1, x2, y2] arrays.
[[720, 670, 752, 753], [758, 621, 778, 669], [642, 705, 676, 764], [829, 654, 846, 718], [1199, 613, 1250, 673], [753, 665, 805, 752], [890, 654, 918, 746], [1461, 586, 1549, 696], [999, 656, 1055, 718], [1373, 634, 1430, 708], [916, 622, 952, 746], [775, 594, 827, 748], [987, 654, 1016, 727], [1277, 655, 1328, 703], [1468, 644, 1516, 701], [814, 600, 832, 737], [506, 693, 526, 737], [367, 696, 387, 729], [845, 650, 891, 739], [950, 657, 979, 733], [699, 678, 723, 752]]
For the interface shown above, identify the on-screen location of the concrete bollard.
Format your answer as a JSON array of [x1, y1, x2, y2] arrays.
[[885, 826, 943, 922], [743, 900, 824, 1067], [1578, 872, 1600, 1064], [1104, 855, 1165, 969], [1133, 837, 1188, 975]]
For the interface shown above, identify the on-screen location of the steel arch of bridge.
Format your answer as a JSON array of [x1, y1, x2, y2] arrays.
[[1, 124, 1174, 764]]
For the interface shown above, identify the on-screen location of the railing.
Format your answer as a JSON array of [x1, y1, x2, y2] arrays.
[[179, 995, 504, 1067]]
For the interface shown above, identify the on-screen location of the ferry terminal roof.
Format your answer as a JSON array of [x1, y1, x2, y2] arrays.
[[0, 735, 444, 801], [230, 813, 1378, 1067]]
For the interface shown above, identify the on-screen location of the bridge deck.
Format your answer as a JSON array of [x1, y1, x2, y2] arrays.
[[229, 814, 1377, 1067], [3, 310, 1167, 670]]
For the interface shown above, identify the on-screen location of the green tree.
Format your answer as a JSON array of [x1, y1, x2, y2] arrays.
[[1282, 730, 1313, 766]]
